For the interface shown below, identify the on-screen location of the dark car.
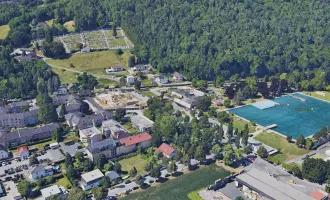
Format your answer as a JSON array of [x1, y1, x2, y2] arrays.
[[5, 176, 12, 181], [77, 146, 82, 149], [7, 161, 11, 164], [132, 186, 139, 190], [149, 180, 154, 184], [4, 170, 8, 174], [124, 180, 131, 184]]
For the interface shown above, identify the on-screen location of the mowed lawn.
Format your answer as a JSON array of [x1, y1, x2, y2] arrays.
[[254, 132, 310, 161], [119, 155, 148, 176], [121, 164, 230, 200], [0, 25, 10, 39], [46, 51, 131, 75], [302, 91, 330, 102], [51, 67, 78, 84]]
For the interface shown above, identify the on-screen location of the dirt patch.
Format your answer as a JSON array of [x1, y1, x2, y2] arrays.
[[216, 161, 243, 174]]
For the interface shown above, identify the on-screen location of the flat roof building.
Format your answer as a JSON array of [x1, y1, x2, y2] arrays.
[[80, 169, 104, 190], [236, 168, 314, 200], [130, 114, 154, 132], [40, 185, 68, 200]]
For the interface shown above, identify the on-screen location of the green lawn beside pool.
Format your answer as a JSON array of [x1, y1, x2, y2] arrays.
[[121, 164, 230, 200], [254, 132, 310, 161]]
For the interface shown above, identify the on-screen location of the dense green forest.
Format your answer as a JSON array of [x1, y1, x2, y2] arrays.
[[0, 46, 60, 100], [2, 0, 330, 85]]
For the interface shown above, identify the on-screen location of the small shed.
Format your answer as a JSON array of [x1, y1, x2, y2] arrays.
[[105, 171, 121, 181], [50, 142, 60, 149]]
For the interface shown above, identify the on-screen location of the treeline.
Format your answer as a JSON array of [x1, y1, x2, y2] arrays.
[[0, 46, 60, 100]]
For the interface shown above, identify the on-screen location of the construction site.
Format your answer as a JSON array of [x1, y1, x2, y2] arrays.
[[94, 91, 147, 111]]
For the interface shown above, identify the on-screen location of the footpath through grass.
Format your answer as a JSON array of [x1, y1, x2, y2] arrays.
[[46, 51, 131, 75], [254, 132, 310, 162], [121, 164, 230, 200]]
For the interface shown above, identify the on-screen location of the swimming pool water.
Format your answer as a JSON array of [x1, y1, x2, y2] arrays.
[[228, 93, 330, 138]]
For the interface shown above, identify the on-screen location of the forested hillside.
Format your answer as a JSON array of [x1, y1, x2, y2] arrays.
[[111, 0, 330, 80], [2, 0, 330, 82], [0, 46, 60, 100]]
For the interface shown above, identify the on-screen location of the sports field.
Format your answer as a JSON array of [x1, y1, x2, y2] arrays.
[[121, 164, 229, 200], [229, 93, 330, 138]]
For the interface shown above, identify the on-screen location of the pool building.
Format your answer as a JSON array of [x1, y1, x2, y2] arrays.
[[228, 93, 330, 139]]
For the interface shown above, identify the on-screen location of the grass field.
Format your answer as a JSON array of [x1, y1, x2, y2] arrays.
[[97, 78, 119, 86], [57, 175, 72, 189], [254, 132, 310, 161], [302, 91, 330, 102], [46, 51, 131, 75], [122, 122, 139, 135], [119, 155, 148, 176], [232, 116, 256, 132], [121, 164, 230, 200], [51, 67, 78, 84], [310, 153, 326, 160], [34, 140, 54, 151], [0, 25, 10, 39]]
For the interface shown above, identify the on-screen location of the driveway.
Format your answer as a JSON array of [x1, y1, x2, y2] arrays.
[[107, 181, 138, 197], [61, 143, 85, 157]]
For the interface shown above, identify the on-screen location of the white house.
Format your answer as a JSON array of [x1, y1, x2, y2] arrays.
[[130, 114, 154, 132], [49, 142, 60, 149], [154, 75, 168, 85], [133, 64, 149, 71], [80, 169, 104, 190], [30, 164, 53, 179], [106, 66, 124, 73], [79, 126, 103, 145], [0, 145, 9, 160], [40, 185, 68, 200], [127, 76, 135, 84]]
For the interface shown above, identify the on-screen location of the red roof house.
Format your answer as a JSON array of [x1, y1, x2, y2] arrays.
[[17, 146, 29, 157], [155, 143, 177, 158], [118, 133, 152, 155], [309, 190, 329, 200], [120, 133, 152, 147]]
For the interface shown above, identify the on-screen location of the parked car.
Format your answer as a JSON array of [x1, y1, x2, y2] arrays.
[[149, 180, 154, 184], [124, 180, 131, 184], [132, 186, 139, 190]]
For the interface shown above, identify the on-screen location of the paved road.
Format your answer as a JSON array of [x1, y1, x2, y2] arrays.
[[286, 142, 330, 164], [108, 181, 138, 197], [43, 58, 120, 82]]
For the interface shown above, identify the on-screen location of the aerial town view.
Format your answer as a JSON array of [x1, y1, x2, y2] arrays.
[[1, 0, 330, 200]]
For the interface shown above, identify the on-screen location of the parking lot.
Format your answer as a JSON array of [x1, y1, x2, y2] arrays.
[[61, 142, 84, 157]]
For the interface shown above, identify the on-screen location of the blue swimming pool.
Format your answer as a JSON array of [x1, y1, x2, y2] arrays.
[[228, 93, 330, 138]]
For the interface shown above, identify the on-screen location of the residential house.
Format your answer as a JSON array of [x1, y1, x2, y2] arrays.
[[30, 164, 53, 179], [309, 190, 329, 200], [173, 96, 203, 110], [41, 185, 68, 200], [0, 123, 60, 147], [65, 111, 112, 130], [127, 76, 135, 84], [8, 101, 31, 113], [155, 143, 177, 159], [102, 119, 130, 139], [49, 142, 60, 149], [67, 83, 76, 91], [36, 22, 49, 29], [154, 75, 168, 85], [0, 145, 9, 160], [130, 114, 154, 132], [0, 109, 38, 128], [79, 126, 103, 145], [17, 51, 38, 62], [17, 146, 29, 157], [80, 169, 104, 190], [172, 72, 184, 82], [133, 64, 149, 71], [52, 94, 80, 106], [105, 171, 121, 182], [78, 89, 92, 97], [56, 98, 82, 115], [117, 133, 152, 155], [106, 66, 124, 73], [247, 138, 278, 156], [53, 87, 68, 96], [85, 137, 117, 161]]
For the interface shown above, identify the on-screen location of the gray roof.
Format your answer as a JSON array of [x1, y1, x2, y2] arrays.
[[1, 123, 59, 142], [102, 119, 129, 133], [40, 185, 66, 198], [105, 171, 120, 180], [173, 71, 183, 78], [86, 137, 117, 153], [81, 169, 104, 182], [131, 114, 154, 128], [236, 168, 314, 200], [31, 164, 50, 174]]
